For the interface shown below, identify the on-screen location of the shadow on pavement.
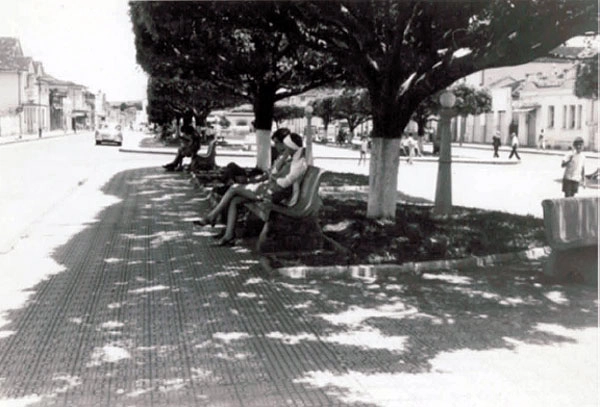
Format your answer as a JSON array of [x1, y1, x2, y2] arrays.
[[0, 167, 596, 407]]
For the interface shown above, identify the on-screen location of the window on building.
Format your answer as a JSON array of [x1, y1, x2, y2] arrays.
[[577, 105, 583, 129], [570, 105, 576, 129], [547, 106, 555, 128], [562, 105, 567, 128]]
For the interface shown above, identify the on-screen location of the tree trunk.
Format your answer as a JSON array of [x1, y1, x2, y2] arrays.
[[417, 117, 427, 136], [367, 137, 401, 219], [253, 83, 276, 170]]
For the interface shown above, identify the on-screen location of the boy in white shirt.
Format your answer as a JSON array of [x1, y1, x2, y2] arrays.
[[561, 137, 586, 197]]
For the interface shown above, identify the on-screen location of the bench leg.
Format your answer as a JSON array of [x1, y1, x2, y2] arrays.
[[256, 221, 270, 252]]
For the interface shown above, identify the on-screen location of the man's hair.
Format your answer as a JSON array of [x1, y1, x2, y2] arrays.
[[272, 127, 291, 142]]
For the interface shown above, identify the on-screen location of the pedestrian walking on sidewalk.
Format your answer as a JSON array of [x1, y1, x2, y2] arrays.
[[492, 131, 501, 158], [561, 137, 586, 197], [358, 136, 369, 165], [508, 132, 520, 160]]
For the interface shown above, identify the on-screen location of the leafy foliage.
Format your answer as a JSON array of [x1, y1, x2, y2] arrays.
[[146, 77, 242, 125], [272, 105, 305, 127], [311, 96, 336, 131], [331, 88, 371, 135], [287, 0, 597, 138], [130, 1, 343, 130], [285, 0, 595, 218], [575, 57, 598, 99], [452, 84, 492, 117]]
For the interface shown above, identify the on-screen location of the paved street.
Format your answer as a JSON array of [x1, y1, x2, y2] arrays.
[[0, 133, 597, 406]]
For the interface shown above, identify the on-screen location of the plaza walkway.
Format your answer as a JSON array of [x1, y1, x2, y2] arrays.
[[0, 163, 596, 406]]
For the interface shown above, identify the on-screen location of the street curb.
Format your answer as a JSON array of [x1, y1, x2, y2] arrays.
[[120, 146, 521, 164], [261, 246, 551, 280], [458, 143, 600, 159], [0, 131, 78, 147]]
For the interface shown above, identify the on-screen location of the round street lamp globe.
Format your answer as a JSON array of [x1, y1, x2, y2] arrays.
[[439, 91, 456, 108], [304, 105, 314, 116]]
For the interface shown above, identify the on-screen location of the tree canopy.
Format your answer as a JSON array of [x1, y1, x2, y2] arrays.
[[272, 105, 305, 127], [145, 76, 243, 126], [331, 88, 372, 136], [575, 57, 598, 99], [311, 96, 336, 132], [285, 0, 597, 218], [130, 1, 342, 129], [130, 0, 597, 219]]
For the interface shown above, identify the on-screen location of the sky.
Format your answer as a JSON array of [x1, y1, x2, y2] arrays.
[[0, 0, 148, 102]]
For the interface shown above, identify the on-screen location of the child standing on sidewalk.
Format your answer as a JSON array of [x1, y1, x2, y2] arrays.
[[561, 137, 586, 197]]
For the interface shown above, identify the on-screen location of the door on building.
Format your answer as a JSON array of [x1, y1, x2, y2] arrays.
[[527, 111, 537, 147]]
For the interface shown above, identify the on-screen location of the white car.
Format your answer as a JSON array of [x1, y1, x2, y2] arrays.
[[95, 123, 123, 146]]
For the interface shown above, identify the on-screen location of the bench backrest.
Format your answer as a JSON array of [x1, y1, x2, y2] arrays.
[[541, 196, 598, 250], [200, 139, 217, 159], [275, 165, 326, 218]]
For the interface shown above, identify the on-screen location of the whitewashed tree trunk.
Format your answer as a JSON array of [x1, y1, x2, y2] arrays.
[[367, 137, 401, 219], [255, 128, 271, 171]]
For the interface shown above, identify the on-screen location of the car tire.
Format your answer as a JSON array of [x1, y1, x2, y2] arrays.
[[96, 140, 101, 145], [117, 142, 122, 146]]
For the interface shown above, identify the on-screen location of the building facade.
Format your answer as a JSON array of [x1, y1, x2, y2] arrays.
[[456, 46, 598, 150], [0, 37, 98, 136]]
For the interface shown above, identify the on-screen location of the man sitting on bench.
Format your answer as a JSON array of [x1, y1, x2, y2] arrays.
[[163, 124, 202, 172], [193, 132, 307, 246]]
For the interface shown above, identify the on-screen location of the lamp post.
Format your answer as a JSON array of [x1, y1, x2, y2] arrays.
[[304, 105, 314, 165], [434, 90, 456, 216], [38, 79, 42, 138]]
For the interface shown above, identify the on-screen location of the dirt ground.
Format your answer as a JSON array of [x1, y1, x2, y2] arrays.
[[267, 172, 547, 268]]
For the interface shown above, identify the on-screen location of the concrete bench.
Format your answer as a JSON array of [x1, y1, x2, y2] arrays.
[[541, 196, 598, 282], [244, 165, 326, 252]]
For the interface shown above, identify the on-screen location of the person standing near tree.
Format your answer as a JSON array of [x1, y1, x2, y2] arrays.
[[358, 136, 369, 165], [561, 137, 586, 197], [508, 132, 520, 160], [406, 133, 416, 164]]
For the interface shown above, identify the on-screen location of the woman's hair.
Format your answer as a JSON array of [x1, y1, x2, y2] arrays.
[[271, 127, 291, 142]]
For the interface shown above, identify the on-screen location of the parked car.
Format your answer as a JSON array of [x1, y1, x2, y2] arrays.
[[95, 123, 123, 146]]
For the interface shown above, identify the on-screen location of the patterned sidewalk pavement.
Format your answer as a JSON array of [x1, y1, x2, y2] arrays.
[[0, 167, 597, 407]]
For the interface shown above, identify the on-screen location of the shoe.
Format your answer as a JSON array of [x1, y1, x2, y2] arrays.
[[163, 163, 175, 171], [211, 237, 235, 247], [193, 216, 216, 227], [211, 230, 225, 239]]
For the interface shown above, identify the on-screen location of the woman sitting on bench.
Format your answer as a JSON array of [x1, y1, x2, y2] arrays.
[[194, 132, 308, 246]]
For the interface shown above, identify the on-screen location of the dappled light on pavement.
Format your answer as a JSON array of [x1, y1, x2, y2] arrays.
[[0, 167, 595, 406]]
